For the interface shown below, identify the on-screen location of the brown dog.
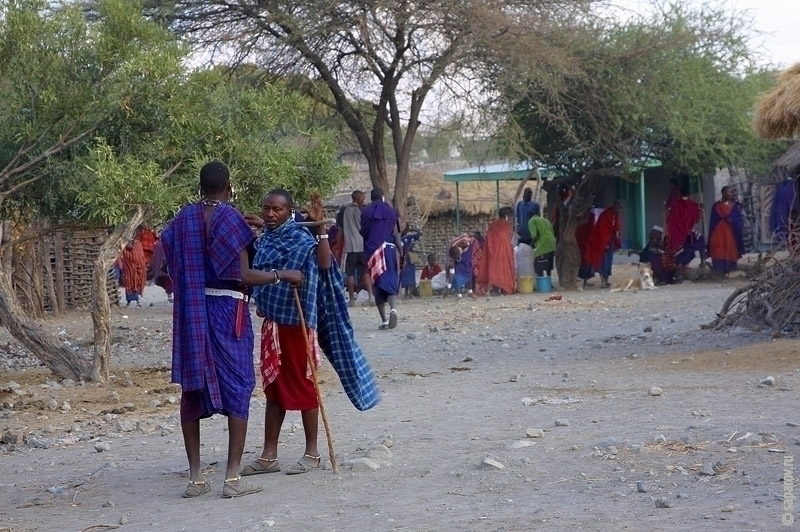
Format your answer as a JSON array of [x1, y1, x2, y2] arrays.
[[610, 264, 656, 292]]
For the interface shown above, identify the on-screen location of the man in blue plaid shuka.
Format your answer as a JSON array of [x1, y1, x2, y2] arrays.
[[162, 160, 290, 499], [252, 215, 380, 412]]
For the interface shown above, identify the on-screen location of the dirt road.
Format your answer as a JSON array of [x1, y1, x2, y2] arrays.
[[0, 264, 797, 532]]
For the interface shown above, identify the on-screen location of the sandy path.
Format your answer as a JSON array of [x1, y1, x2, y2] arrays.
[[1, 265, 797, 531]]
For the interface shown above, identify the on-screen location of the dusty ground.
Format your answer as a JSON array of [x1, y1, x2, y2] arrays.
[[1, 262, 799, 532]]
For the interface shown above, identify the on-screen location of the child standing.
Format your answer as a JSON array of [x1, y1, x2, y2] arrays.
[[400, 225, 421, 299]]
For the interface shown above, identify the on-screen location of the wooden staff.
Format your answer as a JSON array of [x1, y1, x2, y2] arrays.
[[292, 286, 338, 473], [297, 218, 337, 227], [696, 178, 709, 241]]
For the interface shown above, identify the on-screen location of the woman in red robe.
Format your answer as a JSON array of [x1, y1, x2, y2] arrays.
[[708, 186, 744, 276], [136, 225, 156, 265], [120, 239, 147, 306], [585, 201, 621, 288], [475, 207, 516, 295]]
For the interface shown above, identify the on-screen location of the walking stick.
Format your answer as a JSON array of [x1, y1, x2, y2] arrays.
[[696, 177, 711, 267], [292, 286, 338, 473], [697, 181, 709, 242]]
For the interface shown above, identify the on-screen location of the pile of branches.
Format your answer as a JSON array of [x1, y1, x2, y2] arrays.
[[703, 247, 800, 338]]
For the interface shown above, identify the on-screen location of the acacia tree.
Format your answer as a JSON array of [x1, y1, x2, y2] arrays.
[[491, 4, 783, 289], [74, 146, 175, 383], [0, 0, 190, 380], [161, 68, 349, 214], [0, 0, 347, 381], [149, 0, 596, 218], [74, 67, 347, 383]]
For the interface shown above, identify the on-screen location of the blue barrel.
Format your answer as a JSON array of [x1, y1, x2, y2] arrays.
[[535, 275, 552, 293]]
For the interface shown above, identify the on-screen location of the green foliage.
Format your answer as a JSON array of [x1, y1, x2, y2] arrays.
[[0, 0, 347, 228], [0, 0, 186, 222], [498, 3, 786, 179], [155, 68, 348, 216], [75, 140, 181, 225]]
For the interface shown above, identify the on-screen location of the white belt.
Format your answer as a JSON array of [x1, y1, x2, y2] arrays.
[[205, 288, 246, 300]]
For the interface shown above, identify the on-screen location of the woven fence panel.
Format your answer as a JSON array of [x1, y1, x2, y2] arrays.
[[14, 228, 119, 314]]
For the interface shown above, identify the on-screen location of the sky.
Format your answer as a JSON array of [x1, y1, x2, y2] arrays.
[[732, 0, 800, 68], [614, 0, 800, 69]]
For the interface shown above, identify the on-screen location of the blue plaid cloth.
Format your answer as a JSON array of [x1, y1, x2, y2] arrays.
[[253, 219, 380, 411], [317, 265, 380, 411], [161, 203, 255, 407], [252, 220, 319, 327]]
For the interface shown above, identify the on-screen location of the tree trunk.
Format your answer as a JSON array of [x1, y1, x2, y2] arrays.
[[0, 267, 92, 381], [364, 142, 390, 202], [90, 257, 114, 384], [555, 174, 607, 291], [393, 163, 410, 223], [91, 209, 144, 383], [33, 238, 45, 318], [16, 250, 37, 318], [557, 216, 582, 290]]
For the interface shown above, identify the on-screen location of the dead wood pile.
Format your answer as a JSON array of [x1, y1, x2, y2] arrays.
[[702, 250, 800, 337]]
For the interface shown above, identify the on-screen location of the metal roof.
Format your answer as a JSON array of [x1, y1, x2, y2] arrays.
[[442, 161, 563, 183]]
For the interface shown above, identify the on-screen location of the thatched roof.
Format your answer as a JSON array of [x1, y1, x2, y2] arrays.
[[754, 64, 800, 139], [327, 160, 530, 219], [409, 164, 523, 218], [763, 141, 800, 183], [774, 141, 800, 172]]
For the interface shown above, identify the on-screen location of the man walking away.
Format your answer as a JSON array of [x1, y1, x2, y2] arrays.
[[361, 188, 400, 329], [342, 190, 373, 305]]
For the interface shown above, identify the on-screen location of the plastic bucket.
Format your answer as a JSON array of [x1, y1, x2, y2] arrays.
[[535, 275, 552, 293], [518, 275, 534, 294], [419, 279, 433, 297]]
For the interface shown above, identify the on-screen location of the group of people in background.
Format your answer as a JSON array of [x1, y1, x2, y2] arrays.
[[115, 223, 173, 307], [358, 179, 746, 298], [632, 180, 745, 285], [432, 195, 556, 299]]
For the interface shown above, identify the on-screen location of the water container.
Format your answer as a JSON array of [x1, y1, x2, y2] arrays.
[[518, 275, 534, 294], [515, 244, 535, 278], [418, 279, 433, 297], [535, 275, 552, 293]]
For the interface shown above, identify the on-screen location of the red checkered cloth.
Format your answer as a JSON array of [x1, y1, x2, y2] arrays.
[[367, 244, 387, 284], [260, 318, 320, 388]]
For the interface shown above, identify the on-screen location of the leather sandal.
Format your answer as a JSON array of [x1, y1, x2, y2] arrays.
[[285, 454, 321, 475], [240, 456, 280, 476], [183, 478, 211, 498], [222, 476, 263, 498]]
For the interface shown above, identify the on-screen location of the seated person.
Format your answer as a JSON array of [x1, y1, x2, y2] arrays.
[[630, 226, 672, 285], [672, 229, 707, 282], [420, 253, 446, 293]]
